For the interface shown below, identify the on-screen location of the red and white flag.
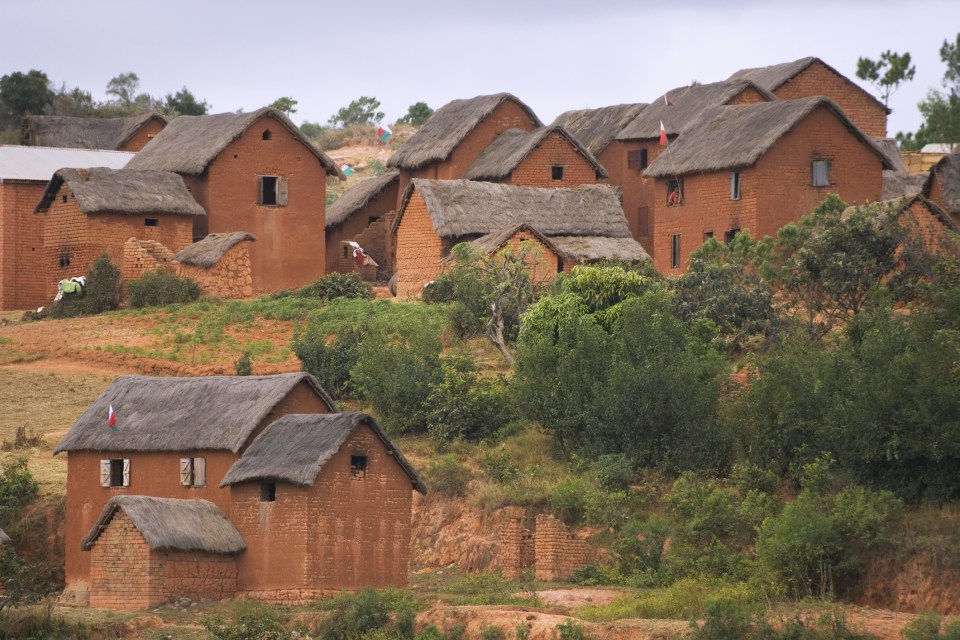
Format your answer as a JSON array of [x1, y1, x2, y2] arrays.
[[659, 121, 668, 147], [108, 404, 116, 428], [664, 93, 674, 106]]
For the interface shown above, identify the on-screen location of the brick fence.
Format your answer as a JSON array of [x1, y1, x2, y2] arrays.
[[500, 514, 594, 581]]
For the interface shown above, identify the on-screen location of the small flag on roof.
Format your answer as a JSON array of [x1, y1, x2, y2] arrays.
[[664, 93, 674, 106], [340, 164, 354, 176], [377, 124, 392, 143], [659, 121, 669, 147], [108, 404, 116, 429]]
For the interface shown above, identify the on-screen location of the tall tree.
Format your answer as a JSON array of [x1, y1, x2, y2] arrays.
[[0, 69, 53, 128], [397, 101, 433, 126], [163, 87, 209, 116], [269, 96, 298, 116], [856, 50, 915, 108], [105, 72, 140, 107], [328, 96, 385, 127], [897, 33, 960, 149]]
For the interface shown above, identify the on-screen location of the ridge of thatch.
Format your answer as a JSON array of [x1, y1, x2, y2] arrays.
[[54, 373, 337, 455], [126, 108, 342, 178], [875, 138, 907, 175], [643, 97, 892, 178], [883, 171, 925, 201], [0, 526, 9, 545], [924, 152, 960, 213], [326, 169, 400, 228], [20, 114, 168, 150], [463, 125, 608, 181], [386, 93, 543, 170], [80, 496, 245, 554], [728, 56, 889, 113], [469, 223, 650, 263], [35, 167, 206, 216], [551, 103, 648, 155], [174, 232, 256, 267], [617, 80, 777, 141], [394, 179, 630, 239], [220, 412, 427, 494]]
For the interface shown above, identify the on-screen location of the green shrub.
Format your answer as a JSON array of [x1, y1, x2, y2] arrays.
[[548, 476, 594, 525], [555, 619, 590, 640], [234, 351, 252, 376], [126, 269, 201, 308], [479, 624, 505, 640], [590, 453, 635, 491], [902, 613, 960, 640], [203, 598, 293, 640], [0, 606, 99, 640], [424, 364, 516, 445], [422, 275, 456, 303], [0, 457, 39, 525], [275, 272, 373, 301], [53, 252, 122, 317], [293, 325, 363, 399], [611, 518, 668, 576], [425, 455, 471, 498], [689, 597, 754, 640]]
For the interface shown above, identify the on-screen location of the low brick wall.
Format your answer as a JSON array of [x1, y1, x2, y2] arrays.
[[161, 551, 238, 602], [499, 514, 594, 581], [123, 238, 177, 281], [175, 242, 254, 299]]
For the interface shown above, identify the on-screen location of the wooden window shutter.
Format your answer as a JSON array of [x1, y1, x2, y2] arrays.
[[278, 177, 289, 206], [194, 458, 206, 487], [122, 459, 131, 487], [180, 458, 191, 486], [627, 150, 642, 170], [637, 206, 650, 237], [100, 460, 111, 487]]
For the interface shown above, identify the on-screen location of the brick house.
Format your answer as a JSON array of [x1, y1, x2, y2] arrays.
[[53, 373, 424, 609], [173, 232, 257, 299], [728, 56, 889, 138], [35, 168, 204, 297], [0, 146, 133, 310], [393, 179, 649, 296], [21, 114, 168, 152], [551, 103, 647, 187], [125, 108, 343, 294], [642, 97, 890, 273], [463, 125, 607, 187], [923, 152, 960, 224], [614, 80, 776, 247], [863, 195, 960, 258], [325, 169, 400, 279]]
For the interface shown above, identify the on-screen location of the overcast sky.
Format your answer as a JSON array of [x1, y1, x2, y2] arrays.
[[3, 0, 957, 137]]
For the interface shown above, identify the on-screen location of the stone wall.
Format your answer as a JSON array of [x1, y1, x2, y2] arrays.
[[499, 514, 594, 581], [160, 550, 238, 602], [175, 242, 254, 299]]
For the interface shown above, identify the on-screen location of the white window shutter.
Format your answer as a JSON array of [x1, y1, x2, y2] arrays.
[[194, 458, 206, 487], [278, 177, 289, 206], [180, 458, 191, 486], [122, 459, 130, 487], [100, 460, 110, 487]]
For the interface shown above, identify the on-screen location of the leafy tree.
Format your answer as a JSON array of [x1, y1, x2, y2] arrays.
[[104, 71, 160, 115], [105, 71, 140, 107], [163, 86, 209, 116], [397, 101, 434, 126], [328, 95, 385, 127], [897, 33, 960, 149], [49, 83, 99, 117], [300, 120, 324, 138], [856, 50, 916, 108], [0, 69, 53, 128], [269, 96, 298, 116]]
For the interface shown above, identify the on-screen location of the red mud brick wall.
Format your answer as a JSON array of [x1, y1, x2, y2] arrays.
[[89, 511, 161, 610], [119, 119, 167, 152], [325, 183, 398, 275], [0, 181, 47, 310], [160, 550, 238, 603], [506, 132, 598, 187], [395, 191, 443, 297]]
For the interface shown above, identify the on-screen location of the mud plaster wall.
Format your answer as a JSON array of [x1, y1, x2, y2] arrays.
[[175, 242, 255, 299], [499, 514, 594, 581], [0, 180, 46, 310]]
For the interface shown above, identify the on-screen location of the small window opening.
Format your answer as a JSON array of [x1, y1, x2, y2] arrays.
[[812, 159, 830, 187], [110, 459, 125, 487], [260, 176, 278, 205], [704, 231, 715, 241], [144, 218, 159, 227], [730, 171, 741, 200], [351, 455, 368, 477], [260, 482, 276, 502], [627, 149, 649, 170], [557, 258, 565, 273], [342, 244, 350, 258], [671, 234, 681, 269], [180, 457, 206, 487], [262, 129, 272, 141], [368, 216, 381, 225], [725, 228, 741, 243], [61, 195, 67, 203], [59, 254, 71, 268], [667, 178, 683, 206], [551, 165, 564, 181]]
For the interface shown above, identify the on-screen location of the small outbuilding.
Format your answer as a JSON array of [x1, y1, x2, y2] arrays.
[[173, 232, 257, 299], [21, 114, 168, 152], [325, 169, 400, 278]]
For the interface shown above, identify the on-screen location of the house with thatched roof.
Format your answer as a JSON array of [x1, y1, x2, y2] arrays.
[[728, 56, 888, 138], [0, 145, 133, 310], [392, 179, 649, 296], [34, 167, 204, 297], [387, 93, 542, 198], [923, 152, 960, 224], [641, 97, 890, 273], [21, 114, 168, 152], [125, 107, 343, 295], [172, 232, 257, 299], [846, 195, 960, 261], [613, 80, 776, 245], [325, 169, 400, 279]]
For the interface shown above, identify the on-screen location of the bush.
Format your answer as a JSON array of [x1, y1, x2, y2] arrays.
[[313, 587, 419, 640], [52, 252, 122, 317], [549, 476, 594, 525], [204, 598, 293, 639], [274, 272, 373, 302], [293, 325, 362, 399], [425, 455, 472, 498], [555, 620, 590, 640], [0, 458, 39, 525], [902, 613, 960, 640], [125, 269, 201, 308], [234, 351, 252, 376], [423, 363, 516, 446]]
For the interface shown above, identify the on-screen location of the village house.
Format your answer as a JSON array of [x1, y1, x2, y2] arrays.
[[392, 179, 649, 297], [551, 102, 648, 187], [21, 114, 168, 152], [172, 232, 257, 299], [613, 79, 776, 247], [856, 195, 960, 260], [125, 108, 343, 294], [0, 145, 133, 310], [923, 151, 960, 224], [641, 97, 890, 273], [325, 169, 400, 279], [728, 56, 889, 138], [34, 168, 204, 297], [54, 373, 423, 609]]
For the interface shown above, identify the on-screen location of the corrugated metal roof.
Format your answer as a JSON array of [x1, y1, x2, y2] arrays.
[[0, 145, 133, 182]]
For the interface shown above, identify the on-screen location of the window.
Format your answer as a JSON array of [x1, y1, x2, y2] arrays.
[[637, 206, 650, 236], [551, 166, 564, 181], [730, 171, 741, 200], [262, 129, 272, 141], [557, 258, 565, 273], [258, 175, 288, 206], [812, 160, 830, 187], [59, 254, 71, 268], [61, 195, 67, 204], [260, 482, 276, 502], [342, 244, 350, 259], [724, 228, 741, 243], [351, 455, 368, 477], [627, 149, 648, 170], [179, 457, 206, 487], [704, 231, 715, 241], [671, 234, 681, 269], [100, 459, 130, 488], [368, 216, 381, 225], [667, 178, 683, 206], [144, 218, 159, 227]]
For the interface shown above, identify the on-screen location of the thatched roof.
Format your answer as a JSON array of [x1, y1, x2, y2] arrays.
[[616, 80, 776, 141], [387, 93, 543, 170], [326, 169, 399, 228], [551, 103, 647, 156], [35, 168, 206, 216], [882, 171, 925, 201], [54, 373, 337, 455], [20, 114, 168, 150], [394, 179, 630, 239], [463, 126, 607, 181], [126, 108, 342, 178], [470, 223, 650, 263], [728, 56, 888, 113], [643, 97, 892, 178], [875, 138, 907, 175], [220, 412, 427, 493], [924, 152, 960, 213], [844, 194, 960, 235], [0, 526, 9, 545], [80, 496, 245, 554], [174, 232, 256, 267]]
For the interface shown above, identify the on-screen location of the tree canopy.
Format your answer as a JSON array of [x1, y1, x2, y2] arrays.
[[269, 96, 298, 116], [328, 96, 385, 127], [856, 50, 915, 108], [396, 101, 434, 126], [897, 33, 960, 149], [0, 69, 53, 128], [163, 87, 209, 116]]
